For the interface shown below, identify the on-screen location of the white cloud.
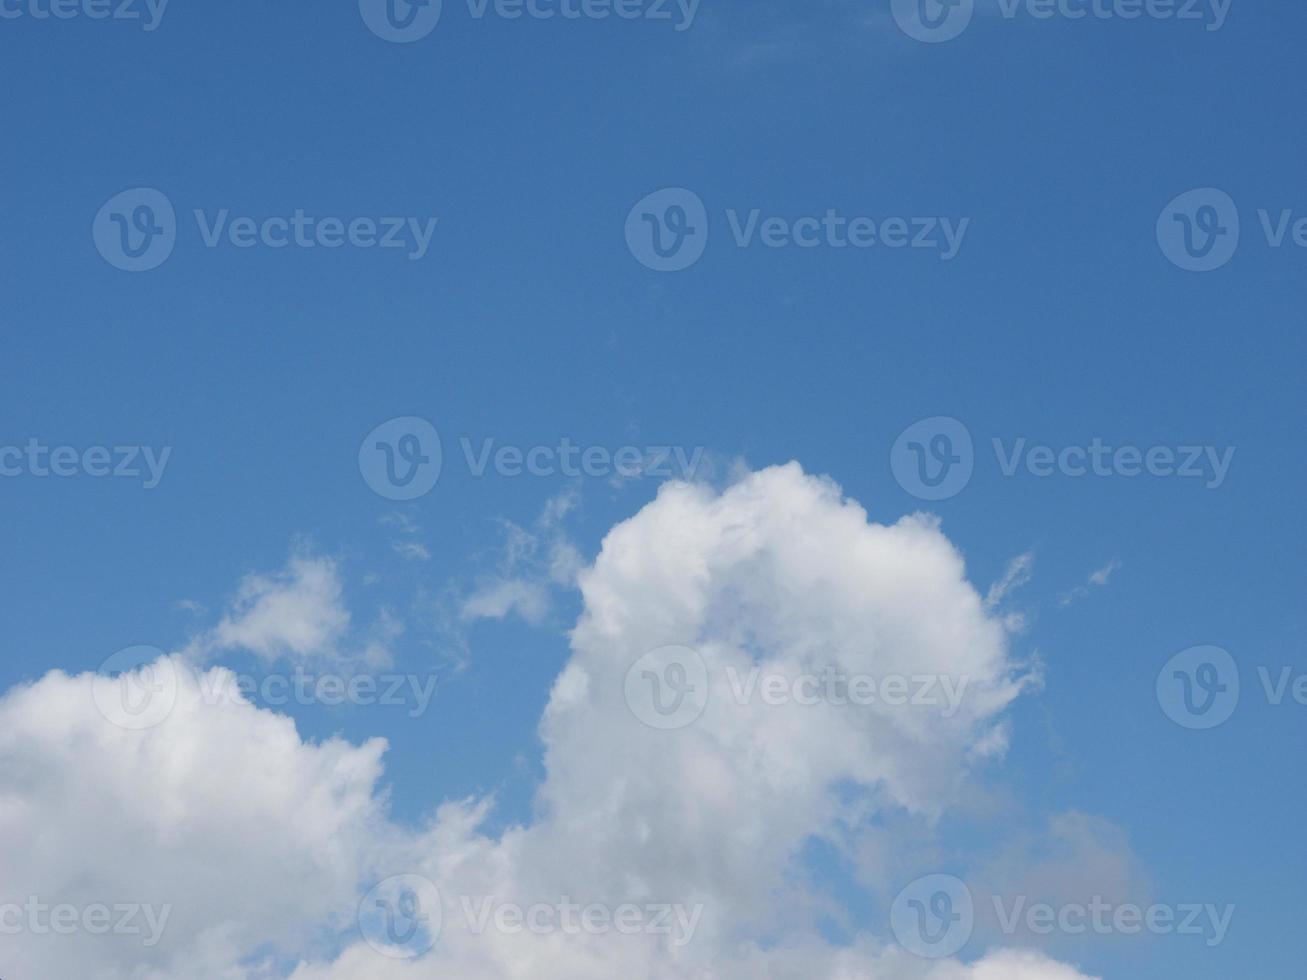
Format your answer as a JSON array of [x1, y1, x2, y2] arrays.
[[929, 949, 1100, 980], [0, 464, 1103, 980], [458, 578, 552, 624], [0, 658, 389, 980], [181, 552, 401, 668], [292, 465, 1074, 978], [210, 554, 350, 662]]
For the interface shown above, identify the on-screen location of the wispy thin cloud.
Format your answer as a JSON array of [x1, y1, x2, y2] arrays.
[[427, 486, 586, 669], [392, 539, 431, 562], [383, 511, 431, 561], [986, 551, 1035, 609], [985, 551, 1036, 633], [1059, 559, 1122, 607]]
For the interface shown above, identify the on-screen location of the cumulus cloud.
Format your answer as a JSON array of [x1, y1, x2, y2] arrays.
[[0, 464, 1101, 980], [0, 658, 389, 979]]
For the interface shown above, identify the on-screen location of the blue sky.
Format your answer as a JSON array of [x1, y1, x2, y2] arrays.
[[0, 2, 1304, 978]]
